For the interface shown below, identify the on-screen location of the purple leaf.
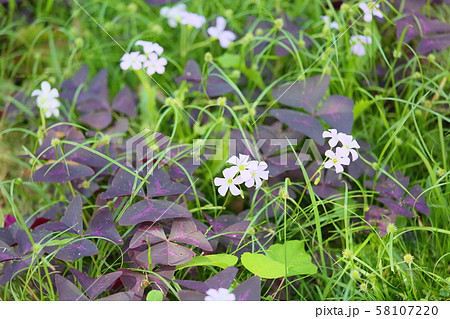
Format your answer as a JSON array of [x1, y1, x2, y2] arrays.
[[0, 257, 33, 284], [0, 228, 15, 246], [316, 95, 354, 134], [146, 168, 190, 197], [404, 184, 430, 215], [271, 75, 330, 113], [55, 274, 89, 301], [129, 223, 167, 249], [0, 239, 18, 262], [169, 218, 213, 251], [232, 276, 261, 301], [118, 199, 192, 226], [85, 210, 123, 245], [98, 291, 134, 301], [175, 59, 202, 83], [205, 266, 238, 290], [365, 206, 397, 237], [396, 14, 450, 43], [270, 109, 324, 144], [79, 110, 113, 130], [45, 239, 99, 262], [417, 33, 450, 55], [375, 173, 410, 200], [376, 197, 414, 218], [112, 86, 137, 118], [60, 65, 89, 101], [60, 195, 83, 235], [32, 163, 94, 183], [118, 269, 146, 300], [136, 242, 195, 267], [219, 221, 251, 245], [71, 269, 123, 299], [174, 280, 209, 293], [178, 290, 206, 301], [101, 167, 146, 199]]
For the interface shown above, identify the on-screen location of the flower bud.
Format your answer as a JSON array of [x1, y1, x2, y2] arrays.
[[204, 52, 213, 63]]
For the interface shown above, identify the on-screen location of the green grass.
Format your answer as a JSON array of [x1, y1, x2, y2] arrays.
[[0, 0, 449, 301]]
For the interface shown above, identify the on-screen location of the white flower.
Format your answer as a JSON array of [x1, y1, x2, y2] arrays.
[[160, 4, 187, 28], [31, 81, 61, 118], [214, 167, 244, 196], [245, 161, 269, 189], [120, 51, 147, 70], [350, 35, 372, 56], [204, 288, 236, 301], [359, 2, 383, 23], [226, 154, 252, 181], [322, 129, 340, 147], [135, 40, 164, 56], [321, 16, 339, 30], [181, 12, 206, 29], [207, 16, 236, 48], [337, 133, 360, 161], [143, 53, 168, 75], [324, 148, 350, 174]]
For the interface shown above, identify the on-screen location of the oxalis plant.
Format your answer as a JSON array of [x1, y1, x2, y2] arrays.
[[0, 0, 448, 302]]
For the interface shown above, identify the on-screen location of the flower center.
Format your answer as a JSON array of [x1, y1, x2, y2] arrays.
[[238, 164, 245, 170], [227, 178, 233, 184], [332, 158, 338, 163]]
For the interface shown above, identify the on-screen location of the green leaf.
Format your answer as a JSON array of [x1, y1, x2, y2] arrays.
[[354, 100, 372, 119], [216, 53, 240, 68], [241, 240, 317, 279], [241, 253, 287, 279], [176, 254, 238, 270], [146, 290, 163, 301]]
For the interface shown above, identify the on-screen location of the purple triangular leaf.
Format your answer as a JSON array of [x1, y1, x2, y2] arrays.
[[0, 239, 18, 262], [169, 218, 213, 251], [118, 199, 192, 226], [376, 197, 414, 218], [79, 110, 113, 130], [174, 279, 209, 293], [178, 290, 205, 301], [271, 75, 330, 113], [98, 291, 134, 301], [129, 223, 166, 249], [316, 95, 354, 134], [404, 184, 430, 215], [55, 274, 89, 301], [112, 86, 137, 118], [71, 269, 123, 300], [60, 195, 83, 235], [0, 257, 33, 284], [32, 163, 94, 183], [205, 266, 238, 290], [101, 167, 146, 199], [270, 109, 324, 144], [85, 210, 123, 245], [417, 33, 450, 55], [233, 276, 261, 301], [146, 168, 190, 197], [45, 239, 99, 262], [136, 242, 195, 268]]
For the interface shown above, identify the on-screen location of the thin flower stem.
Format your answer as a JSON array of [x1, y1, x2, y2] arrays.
[[216, 191, 230, 218]]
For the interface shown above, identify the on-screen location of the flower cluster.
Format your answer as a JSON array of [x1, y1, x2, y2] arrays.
[[204, 288, 236, 301], [207, 16, 236, 48], [31, 81, 61, 118], [321, 15, 339, 30], [350, 35, 372, 56], [160, 3, 205, 29], [214, 154, 269, 197], [120, 41, 167, 75], [359, 2, 383, 23], [322, 129, 360, 174]]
